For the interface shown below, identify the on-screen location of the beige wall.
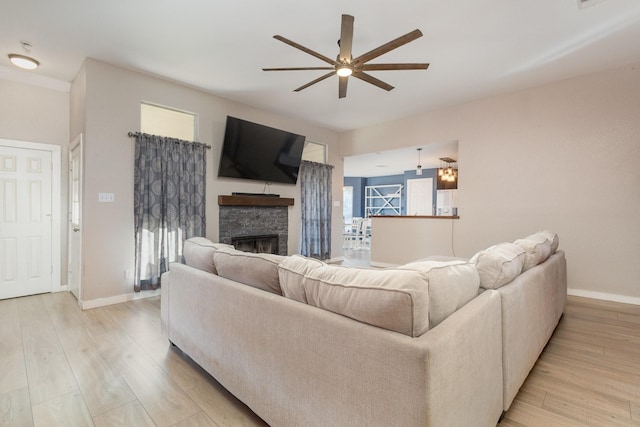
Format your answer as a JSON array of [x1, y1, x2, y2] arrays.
[[74, 59, 342, 304], [341, 63, 640, 301], [0, 78, 70, 285]]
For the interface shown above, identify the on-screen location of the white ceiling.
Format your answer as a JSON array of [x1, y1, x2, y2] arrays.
[[2, 0, 640, 175], [344, 140, 459, 178]]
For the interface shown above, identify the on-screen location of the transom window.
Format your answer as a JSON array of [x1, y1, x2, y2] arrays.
[[140, 102, 197, 141], [301, 140, 327, 163]]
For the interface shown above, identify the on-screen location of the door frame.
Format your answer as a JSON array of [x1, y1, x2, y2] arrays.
[[68, 134, 83, 302], [0, 138, 62, 293]]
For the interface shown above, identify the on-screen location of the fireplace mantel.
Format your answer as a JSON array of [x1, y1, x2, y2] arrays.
[[218, 195, 294, 207]]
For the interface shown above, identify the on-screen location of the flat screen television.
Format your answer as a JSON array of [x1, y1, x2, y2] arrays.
[[218, 116, 306, 185]]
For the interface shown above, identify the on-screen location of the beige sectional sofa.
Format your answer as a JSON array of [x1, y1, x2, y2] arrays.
[[161, 231, 566, 426]]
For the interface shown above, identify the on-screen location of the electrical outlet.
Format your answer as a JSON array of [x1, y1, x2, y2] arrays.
[[125, 269, 133, 279]]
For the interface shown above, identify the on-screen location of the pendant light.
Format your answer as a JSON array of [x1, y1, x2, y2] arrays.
[[438, 157, 458, 183], [416, 148, 423, 175]]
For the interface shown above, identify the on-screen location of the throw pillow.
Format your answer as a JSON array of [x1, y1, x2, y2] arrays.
[[514, 234, 552, 271], [536, 230, 560, 253]]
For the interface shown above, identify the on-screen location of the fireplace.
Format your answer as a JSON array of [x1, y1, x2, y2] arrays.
[[232, 234, 279, 254], [218, 195, 294, 256]]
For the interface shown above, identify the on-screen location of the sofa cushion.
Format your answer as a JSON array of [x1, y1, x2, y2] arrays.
[[183, 237, 233, 274], [398, 260, 480, 328], [470, 243, 525, 289], [537, 230, 559, 253], [514, 234, 552, 271], [213, 247, 285, 295], [303, 266, 430, 337], [278, 255, 326, 303]]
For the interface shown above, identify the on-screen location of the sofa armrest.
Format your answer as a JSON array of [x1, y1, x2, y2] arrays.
[[417, 289, 503, 427], [160, 271, 170, 337], [498, 250, 567, 410]]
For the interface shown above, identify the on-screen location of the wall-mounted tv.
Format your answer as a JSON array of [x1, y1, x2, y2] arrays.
[[218, 116, 306, 185]]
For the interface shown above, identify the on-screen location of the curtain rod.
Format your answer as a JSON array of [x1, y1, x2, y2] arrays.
[[128, 132, 211, 149]]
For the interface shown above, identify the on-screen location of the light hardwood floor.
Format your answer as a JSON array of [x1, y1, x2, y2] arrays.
[[0, 292, 638, 426], [499, 296, 640, 426]]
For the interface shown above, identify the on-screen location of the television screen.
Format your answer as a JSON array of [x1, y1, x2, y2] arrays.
[[218, 116, 306, 185]]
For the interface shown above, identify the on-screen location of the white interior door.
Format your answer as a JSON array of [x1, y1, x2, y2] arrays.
[[68, 135, 83, 300], [0, 145, 53, 299], [406, 178, 433, 216]]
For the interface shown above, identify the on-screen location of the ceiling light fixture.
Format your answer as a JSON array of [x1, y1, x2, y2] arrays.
[[438, 157, 458, 182], [336, 65, 352, 77], [416, 148, 423, 175], [8, 53, 39, 70], [8, 41, 39, 70]]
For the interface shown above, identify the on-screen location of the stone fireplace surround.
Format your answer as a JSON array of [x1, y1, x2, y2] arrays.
[[218, 195, 294, 256]]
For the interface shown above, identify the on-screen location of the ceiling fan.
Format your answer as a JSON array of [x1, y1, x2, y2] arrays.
[[263, 14, 430, 98]]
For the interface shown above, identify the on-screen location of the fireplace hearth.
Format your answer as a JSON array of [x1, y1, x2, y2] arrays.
[[232, 234, 279, 254]]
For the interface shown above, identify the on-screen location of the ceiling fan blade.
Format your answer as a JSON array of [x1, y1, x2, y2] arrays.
[[263, 67, 335, 71], [294, 71, 336, 92], [352, 29, 423, 65], [352, 71, 394, 91], [273, 35, 338, 66], [360, 63, 430, 71], [339, 14, 354, 62], [338, 76, 348, 98]]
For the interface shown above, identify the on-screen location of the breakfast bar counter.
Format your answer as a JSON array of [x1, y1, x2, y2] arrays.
[[369, 215, 460, 266]]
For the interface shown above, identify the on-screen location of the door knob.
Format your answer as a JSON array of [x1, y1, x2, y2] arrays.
[[73, 227, 80, 232]]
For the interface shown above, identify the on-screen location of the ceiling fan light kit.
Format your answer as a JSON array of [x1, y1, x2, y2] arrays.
[[263, 14, 429, 98]]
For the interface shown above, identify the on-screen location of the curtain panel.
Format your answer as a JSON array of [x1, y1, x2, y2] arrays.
[[300, 160, 333, 260], [133, 133, 206, 291]]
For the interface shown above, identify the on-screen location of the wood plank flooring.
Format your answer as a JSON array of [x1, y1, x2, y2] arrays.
[[499, 296, 640, 426], [0, 292, 638, 426]]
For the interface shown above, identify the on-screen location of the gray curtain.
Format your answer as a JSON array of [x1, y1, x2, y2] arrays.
[[133, 133, 206, 291], [300, 160, 333, 260]]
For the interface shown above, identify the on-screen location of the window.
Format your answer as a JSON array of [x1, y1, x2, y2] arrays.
[[301, 140, 327, 163], [140, 102, 197, 141], [343, 186, 353, 223]]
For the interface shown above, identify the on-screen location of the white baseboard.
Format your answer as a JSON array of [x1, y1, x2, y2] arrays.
[[567, 288, 640, 306], [80, 288, 161, 310]]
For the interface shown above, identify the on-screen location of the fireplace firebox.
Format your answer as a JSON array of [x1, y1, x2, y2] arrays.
[[231, 234, 279, 254]]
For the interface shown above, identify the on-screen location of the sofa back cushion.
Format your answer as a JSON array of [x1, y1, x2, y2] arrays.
[[278, 255, 326, 303], [302, 266, 430, 337], [183, 237, 233, 274], [471, 243, 525, 289], [514, 234, 552, 271], [537, 230, 559, 253], [213, 247, 285, 295], [398, 260, 480, 328]]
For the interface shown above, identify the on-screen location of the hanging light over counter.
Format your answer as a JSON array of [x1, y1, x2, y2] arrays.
[[438, 157, 457, 182]]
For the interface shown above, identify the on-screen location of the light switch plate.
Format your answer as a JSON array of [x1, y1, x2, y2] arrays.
[[99, 192, 115, 203]]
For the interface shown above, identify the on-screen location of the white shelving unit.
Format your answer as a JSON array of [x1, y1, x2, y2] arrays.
[[365, 184, 403, 217]]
